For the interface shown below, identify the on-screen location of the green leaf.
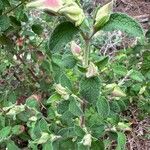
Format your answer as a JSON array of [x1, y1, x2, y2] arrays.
[[59, 73, 73, 91], [33, 132, 50, 144], [54, 138, 76, 149], [58, 127, 75, 138], [43, 141, 53, 150], [7, 140, 20, 150], [77, 143, 89, 150], [116, 132, 126, 150], [47, 93, 61, 104], [0, 15, 10, 31], [95, 56, 109, 69], [0, 126, 11, 141], [91, 124, 105, 138], [130, 70, 145, 82], [57, 100, 70, 114], [69, 97, 83, 117], [0, 0, 3, 10], [96, 97, 110, 119], [110, 101, 121, 113], [102, 13, 144, 38], [91, 140, 104, 150], [61, 111, 74, 126], [62, 54, 77, 69], [112, 64, 127, 76], [39, 119, 50, 133], [0, 116, 5, 129], [32, 24, 43, 35], [49, 22, 79, 52], [74, 125, 85, 137], [26, 98, 40, 110], [79, 76, 101, 104]]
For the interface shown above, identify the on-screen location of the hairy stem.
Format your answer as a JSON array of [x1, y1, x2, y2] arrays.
[[79, 36, 91, 127], [83, 39, 90, 67]]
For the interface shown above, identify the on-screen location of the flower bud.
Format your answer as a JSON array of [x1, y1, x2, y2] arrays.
[[59, 2, 85, 26], [82, 134, 92, 147], [94, 1, 113, 30], [112, 86, 126, 97], [27, 0, 63, 12], [54, 83, 69, 100], [71, 41, 82, 57], [86, 62, 99, 78]]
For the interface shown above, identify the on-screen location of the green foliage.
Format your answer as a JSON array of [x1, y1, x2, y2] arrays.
[[79, 76, 101, 104], [49, 22, 79, 52], [102, 13, 144, 39], [69, 97, 83, 117], [0, 0, 149, 149], [96, 97, 110, 119]]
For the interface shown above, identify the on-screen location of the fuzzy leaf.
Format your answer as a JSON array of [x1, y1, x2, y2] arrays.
[[102, 13, 144, 38], [49, 22, 79, 52], [96, 97, 110, 119], [79, 76, 101, 104]]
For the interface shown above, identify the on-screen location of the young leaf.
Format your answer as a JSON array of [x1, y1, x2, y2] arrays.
[[96, 97, 110, 119], [49, 22, 79, 52], [116, 132, 126, 150], [101, 13, 144, 39], [79, 76, 101, 104]]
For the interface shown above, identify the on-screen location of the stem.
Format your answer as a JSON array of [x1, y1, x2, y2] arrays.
[[83, 39, 90, 67], [80, 100, 86, 128], [79, 37, 91, 127]]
